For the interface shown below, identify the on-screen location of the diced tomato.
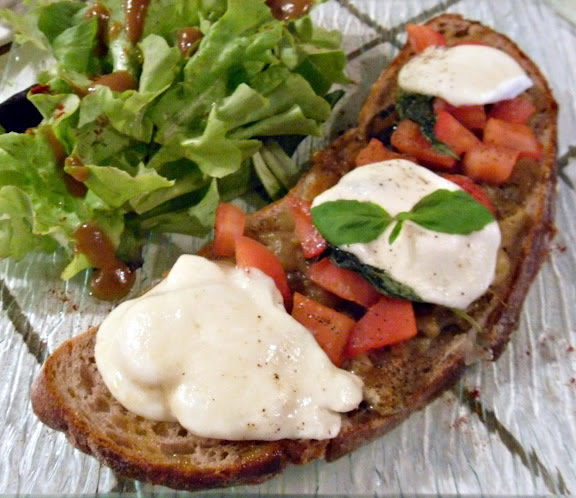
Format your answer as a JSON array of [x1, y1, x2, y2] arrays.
[[308, 258, 380, 308], [356, 138, 417, 166], [406, 24, 446, 53], [441, 173, 496, 215], [434, 110, 481, 155], [434, 99, 487, 131], [355, 138, 388, 166], [391, 119, 457, 170], [449, 106, 487, 131], [213, 203, 246, 258], [345, 296, 417, 359], [483, 118, 542, 159], [489, 97, 536, 125], [292, 292, 356, 366], [462, 143, 520, 185], [286, 196, 327, 259], [450, 105, 487, 131], [235, 236, 292, 309]]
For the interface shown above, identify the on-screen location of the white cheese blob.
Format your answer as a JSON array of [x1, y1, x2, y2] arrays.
[[95, 255, 363, 441], [311, 160, 501, 309], [398, 45, 533, 106]]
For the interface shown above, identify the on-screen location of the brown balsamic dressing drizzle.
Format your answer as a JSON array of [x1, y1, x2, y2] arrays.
[[265, 0, 311, 20], [64, 155, 90, 183], [90, 71, 138, 92], [74, 223, 135, 300], [124, 0, 151, 44], [178, 27, 203, 58], [85, 3, 110, 57]]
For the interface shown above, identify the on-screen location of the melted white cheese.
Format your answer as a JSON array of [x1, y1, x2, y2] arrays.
[[95, 255, 363, 441], [398, 45, 532, 106], [311, 160, 501, 309]]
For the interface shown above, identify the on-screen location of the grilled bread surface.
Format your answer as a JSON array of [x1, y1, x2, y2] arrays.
[[31, 15, 557, 491]]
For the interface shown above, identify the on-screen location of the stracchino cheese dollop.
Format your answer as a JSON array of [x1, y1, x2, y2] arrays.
[[398, 45, 532, 106], [311, 160, 501, 309], [95, 255, 363, 441]]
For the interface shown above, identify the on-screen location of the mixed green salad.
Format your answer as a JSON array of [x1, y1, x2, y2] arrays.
[[0, 0, 346, 296]]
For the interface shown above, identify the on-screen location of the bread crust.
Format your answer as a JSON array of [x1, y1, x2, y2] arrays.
[[31, 15, 557, 490]]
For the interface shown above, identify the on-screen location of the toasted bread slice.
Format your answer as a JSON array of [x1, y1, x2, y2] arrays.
[[31, 15, 557, 490]]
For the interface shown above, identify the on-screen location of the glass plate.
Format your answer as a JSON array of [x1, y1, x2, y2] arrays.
[[1, 0, 575, 495], [545, 0, 576, 26]]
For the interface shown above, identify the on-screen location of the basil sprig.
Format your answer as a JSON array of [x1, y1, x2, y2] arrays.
[[311, 189, 495, 246], [311, 200, 392, 245], [396, 91, 458, 158]]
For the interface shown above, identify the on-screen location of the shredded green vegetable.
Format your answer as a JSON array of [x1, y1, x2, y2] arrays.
[[0, 0, 347, 281]]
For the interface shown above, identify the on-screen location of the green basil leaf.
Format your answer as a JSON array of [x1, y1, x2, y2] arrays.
[[396, 91, 459, 159], [388, 219, 404, 244], [311, 200, 392, 245], [405, 189, 495, 235], [330, 247, 422, 302]]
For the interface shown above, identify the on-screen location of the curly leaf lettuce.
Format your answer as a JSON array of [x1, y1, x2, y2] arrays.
[[0, 0, 348, 288]]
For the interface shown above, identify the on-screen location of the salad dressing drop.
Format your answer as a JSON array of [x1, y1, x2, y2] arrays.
[[266, 0, 311, 20], [90, 71, 138, 93], [85, 3, 110, 57], [124, 0, 150, 44], [178, 28, 203, 58], [74, 223, 135, 300], [64, 155, 90, 183]]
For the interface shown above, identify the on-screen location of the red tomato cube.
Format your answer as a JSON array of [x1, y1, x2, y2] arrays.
[[489, 97, 536, 125], [484, 118, 542, 160], [462, 143, 520, 185], [286, 196, 327, 259], [308, 258, 380, 308], [434, 110, 481, 155], [235, 236, 292, 309], [391, 120, 457, 170], [292, 292, 356, 366], [213, 203, 246, 258], [345, 296, 417, 358], [406, 24, 446, 53]]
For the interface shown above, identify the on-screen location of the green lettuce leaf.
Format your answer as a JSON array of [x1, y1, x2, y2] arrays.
[[74, 121, 139, 167], [282, 16, 348, 95], [0, 6, 48, 49], [182, 0, 278, 90], [70, 163, 174, 209], [130, 161, 206, 214], [0, 131, 84, 254], [51, 16, 101, 75], [28, 93, 80, 122], [0, 186, 59, 259], [151, 79, 227, 144], [141, 0, 202, 41], [180, 107, 261, 177], [79, 87, 154, 142], [138, 35, 182, 96], [37, 1, 85, 43], [138, 179, 220, 236], [60, 253, 92, 280]]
